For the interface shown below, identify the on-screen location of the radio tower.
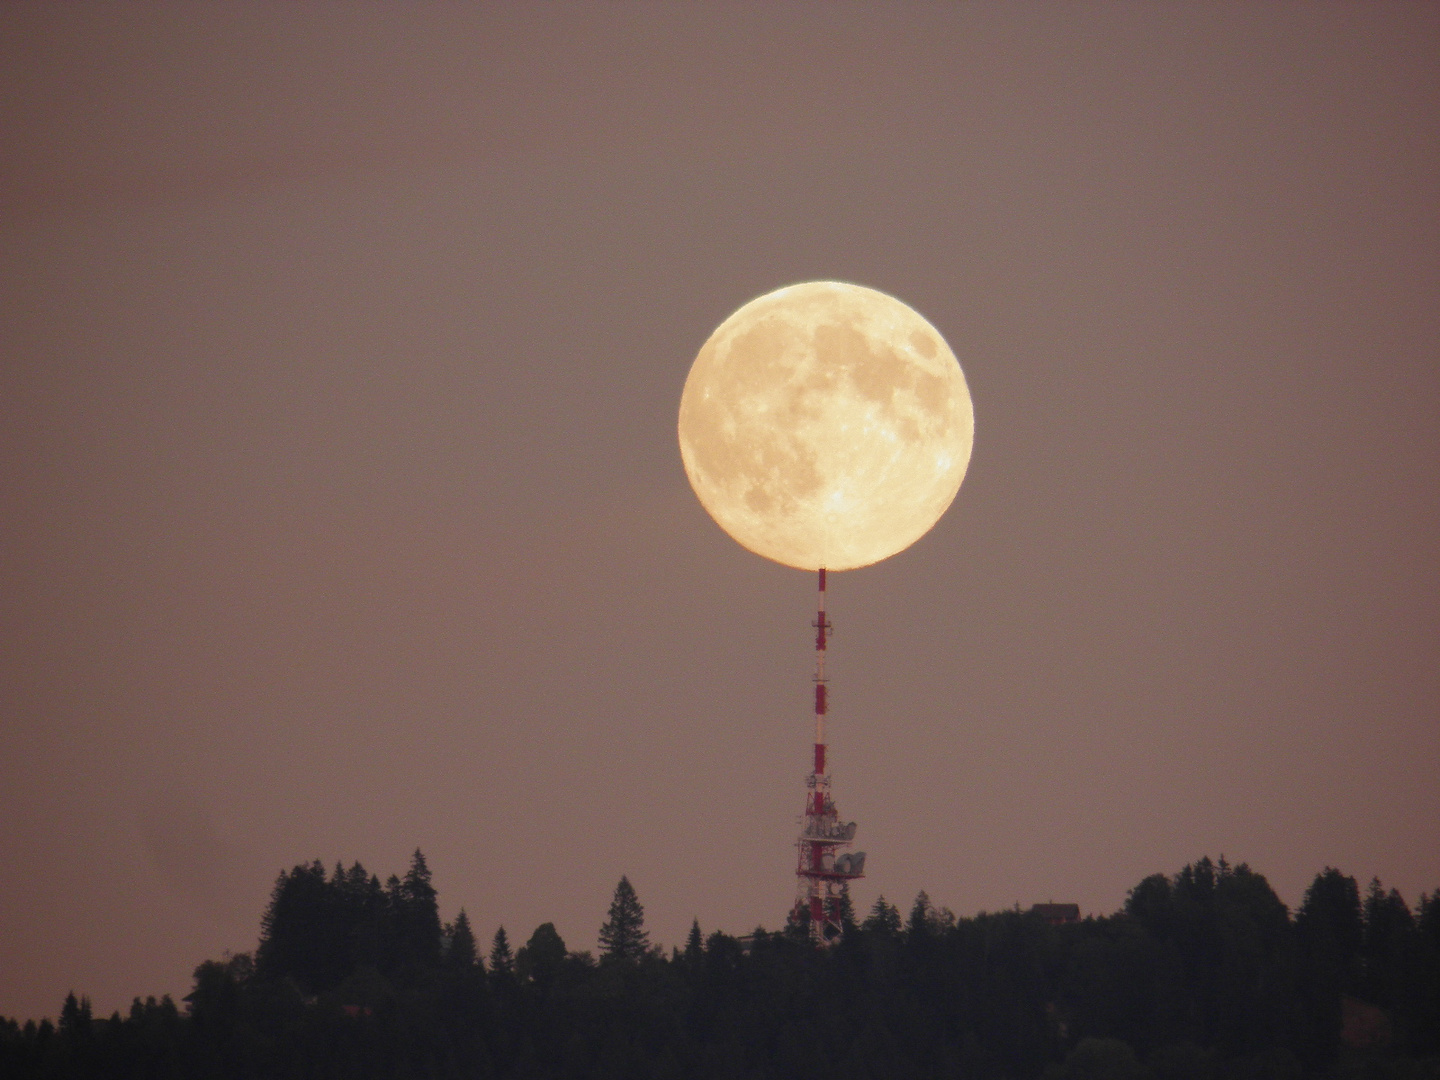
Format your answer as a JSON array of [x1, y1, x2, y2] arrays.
[[794, 568, 865, 942]]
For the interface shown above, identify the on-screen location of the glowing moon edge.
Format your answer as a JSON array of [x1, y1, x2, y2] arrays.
[[678, 281, 973, 571]]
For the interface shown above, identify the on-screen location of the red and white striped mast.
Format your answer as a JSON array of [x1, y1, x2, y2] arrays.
[[794, 567, 864, 942]]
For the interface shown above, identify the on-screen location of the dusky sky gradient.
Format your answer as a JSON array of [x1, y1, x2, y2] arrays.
[[2, 3, 1437, 1021]]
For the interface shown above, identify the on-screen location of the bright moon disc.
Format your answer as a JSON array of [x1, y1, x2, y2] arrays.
[[679, 281, 974, 571]]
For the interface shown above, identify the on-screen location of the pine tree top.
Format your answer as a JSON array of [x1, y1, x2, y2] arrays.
[[599, 876, 650, 963]]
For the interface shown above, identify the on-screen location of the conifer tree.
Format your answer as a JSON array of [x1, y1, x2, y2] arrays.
[[1360, 878, 1414, 1011], [1298, 867, 1363, 987], [446, 909, 478, 969], [1415, 891, 1440, 1054], [864, 895, 902, 935], [341, 862, 385, 970], [257, 860, 337, 991], [784, 903, 812, 942], [908, 890, 934, 938], [1296, 867, 1364, 1061], [397, 848, 442, 967], [58, 992, 91, 1038], [684, 919, 704, 966], [598, 876, 650, 962], [489, 926, 514, 975]]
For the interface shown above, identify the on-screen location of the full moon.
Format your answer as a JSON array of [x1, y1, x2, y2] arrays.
[[678, 281, 974, 571]]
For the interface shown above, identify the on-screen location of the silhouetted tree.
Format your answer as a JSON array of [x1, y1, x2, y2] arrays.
[[1361, 878, 1412, 1005], [445, 909, 478, 969], [1298, 867, 1363, 984], [783, 902, 811, 942], [516, 922, 567, 989], [598, 876, 649, 962], [57, 993, 90, 1037], [908, 890, 934, 939], [488, 926, 514, 976], [395, 848, 442, 970], [1296, 866, 1363, 1061], [682, 919, 704, 970], [13, 851, 1440, 1080], [335, 861, 386, 972], [256, 860, 341, 992], [1413, 889, 1440, 1055], [1125, 873, 1174, 934], [864, 895, 902, 935]]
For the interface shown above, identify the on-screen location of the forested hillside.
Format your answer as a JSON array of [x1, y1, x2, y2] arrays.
[[3, 853, 1437, 1079]]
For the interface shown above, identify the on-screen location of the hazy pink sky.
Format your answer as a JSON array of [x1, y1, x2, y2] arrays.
[[2, 3, 1437, 1021]]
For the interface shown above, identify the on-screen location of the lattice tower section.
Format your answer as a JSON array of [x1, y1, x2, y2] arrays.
[[794, 568, 865, 942]]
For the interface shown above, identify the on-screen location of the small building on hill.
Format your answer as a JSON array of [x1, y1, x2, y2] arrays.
[[1030, 903, 1080, 925]]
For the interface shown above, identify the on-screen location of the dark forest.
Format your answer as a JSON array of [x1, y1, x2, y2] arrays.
[[4, 854, 1438, 1079]]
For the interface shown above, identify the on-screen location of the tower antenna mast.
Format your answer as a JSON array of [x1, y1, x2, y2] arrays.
[[794, 568, 865, 941]]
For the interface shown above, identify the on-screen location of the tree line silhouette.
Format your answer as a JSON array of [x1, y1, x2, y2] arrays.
[[3, 853, 1438, 1079]]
